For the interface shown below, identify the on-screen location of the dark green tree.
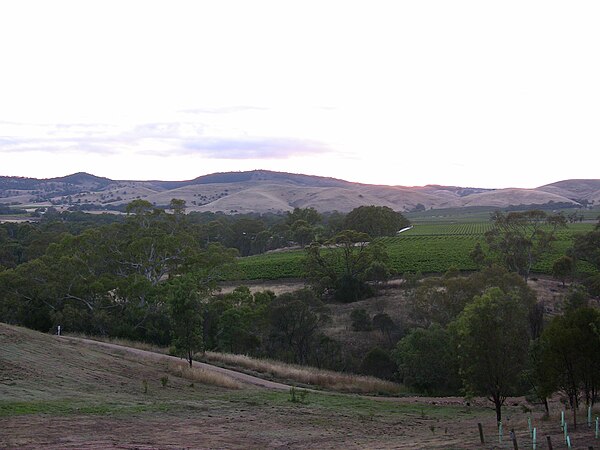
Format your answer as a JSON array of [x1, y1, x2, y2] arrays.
[[394, 325, 461, 394], [305, 230, 389, 302], [266, 289, 330, 364], [165, 275, 205, 367], [360, 347, 398, 380], [343, 205, 409, 238], [350, 308, 372, 331], [451, 287, 531, 423], [286, 207, 322, 227], [552, 255, 574, 287], [534, 307, 600, 428]]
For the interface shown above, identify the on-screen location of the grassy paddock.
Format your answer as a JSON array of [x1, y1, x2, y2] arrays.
[[201, 351, 405, 395]]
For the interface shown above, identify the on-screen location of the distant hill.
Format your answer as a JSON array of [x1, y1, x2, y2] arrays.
[[537, 179, 600, 207], [0, 170, 596, 213]]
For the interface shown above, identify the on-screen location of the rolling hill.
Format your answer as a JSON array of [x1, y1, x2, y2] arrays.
[[0, 170, 597, 214]]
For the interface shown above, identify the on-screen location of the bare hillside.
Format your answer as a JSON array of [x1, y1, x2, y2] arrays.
[[0, 170, 595, 214]]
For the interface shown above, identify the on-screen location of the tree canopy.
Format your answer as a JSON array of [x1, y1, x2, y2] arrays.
[[484, 210, 567, 280], [451, 287, 531, 422], [343, 205, 409, 237], [305, 230, 390, 302]]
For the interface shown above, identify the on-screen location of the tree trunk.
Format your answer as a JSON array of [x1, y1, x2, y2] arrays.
[[494, 397, 502, 423]]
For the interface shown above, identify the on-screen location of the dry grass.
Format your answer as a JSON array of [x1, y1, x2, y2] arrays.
[[166, 360, 244, 390], [201, 351, 404, 395], [65, 333, 170, 355], [65, 333, 401, 394]]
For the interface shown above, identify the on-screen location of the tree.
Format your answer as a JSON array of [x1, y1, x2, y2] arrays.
[[552, 255, 574, 287], [226, 218, 266, 256], [451, 287, 531, 423], [286, 207, 322, 227], [406, 266, 536, 327], [212, 286, 273, 355], [572, 218, 600, 295], [350, 308, 372, 331], [169, 198, 186, 215], [535, 307, 600, 428], [305, 230, 390, 302], [573, 217, 600, 269], [165, 275, 205, 367], [267, 289, 331, 364], [360, 347, 398, 380], [291, 220, 315, 248], [372, 312, 396, 346], [343, 205, 409, 238], [484, 210, 567, 280], [394, 325, 461, 394]]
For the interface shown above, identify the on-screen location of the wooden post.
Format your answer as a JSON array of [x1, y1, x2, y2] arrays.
[[510, 429, 518, 450], [477, 423, 485, 444], [546, 435, 553, 450]]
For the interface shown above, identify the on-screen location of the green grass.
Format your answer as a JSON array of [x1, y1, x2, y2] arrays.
[[219, 389, 483, 421]]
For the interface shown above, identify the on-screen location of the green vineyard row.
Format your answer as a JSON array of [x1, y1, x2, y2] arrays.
[[232, 222, 596, 281]]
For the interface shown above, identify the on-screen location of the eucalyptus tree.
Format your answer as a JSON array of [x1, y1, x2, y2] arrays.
[[484, 210, 567, 280], [451, 287, 531, 423]]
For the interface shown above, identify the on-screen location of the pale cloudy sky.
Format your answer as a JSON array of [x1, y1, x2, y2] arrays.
[[0, 1, 598, 188]]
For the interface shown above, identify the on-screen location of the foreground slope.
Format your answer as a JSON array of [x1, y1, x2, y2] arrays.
[[0, 323, 494, 449], [2, 323, 599, 448]]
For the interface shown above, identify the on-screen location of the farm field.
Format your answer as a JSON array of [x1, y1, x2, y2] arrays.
[[3, 323, 600, 449], [234, 221, 597, 280]]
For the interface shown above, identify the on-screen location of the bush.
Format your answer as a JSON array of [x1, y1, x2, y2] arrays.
[[350, 309, 372, 331], [360, 347, 398, 380]]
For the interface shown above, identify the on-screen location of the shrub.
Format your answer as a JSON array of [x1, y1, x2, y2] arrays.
[[350, 309, 372, 331], [360, 347, 398, 380]]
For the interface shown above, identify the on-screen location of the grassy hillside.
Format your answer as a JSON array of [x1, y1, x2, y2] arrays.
[[4, 324, 600, 448], [1, 323, 505, 449]]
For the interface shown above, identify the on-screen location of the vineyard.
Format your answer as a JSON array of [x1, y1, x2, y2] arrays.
[[233, 221, 597, 280]]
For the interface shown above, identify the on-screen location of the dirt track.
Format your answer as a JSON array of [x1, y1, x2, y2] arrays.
[[61, 336, 292, 391]]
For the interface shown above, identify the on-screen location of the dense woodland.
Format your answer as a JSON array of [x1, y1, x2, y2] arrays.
[[1, 199, 600, 424]]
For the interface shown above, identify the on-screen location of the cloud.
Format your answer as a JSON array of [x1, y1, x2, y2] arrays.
[[180, 106, 269, 115], [0, 120, 330, 160], [178, 136, 328, 159]]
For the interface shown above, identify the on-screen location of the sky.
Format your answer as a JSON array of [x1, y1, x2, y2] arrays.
[[0, 1, 599, 189]]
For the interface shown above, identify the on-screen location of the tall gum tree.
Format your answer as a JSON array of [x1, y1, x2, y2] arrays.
[[484, 210, 567, 280], [452, 287, 531, 423]]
